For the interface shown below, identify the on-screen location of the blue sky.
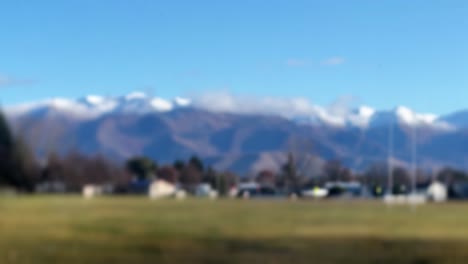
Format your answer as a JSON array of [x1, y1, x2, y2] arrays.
[[0, 0, 467, 114]]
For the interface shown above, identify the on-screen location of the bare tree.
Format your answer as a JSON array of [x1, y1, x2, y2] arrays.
[[281, 136, 317, 194]]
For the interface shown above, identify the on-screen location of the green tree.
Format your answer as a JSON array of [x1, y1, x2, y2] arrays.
[[0, 112, 38, 191], [202, 166, 217, 188], [12, 137, 40, 190], [173, 160, 185, 172], [189, 155, 204, 173], [126, 156, 158, 180], [437, 167, 468, 185], [0, 111, 13, 149]]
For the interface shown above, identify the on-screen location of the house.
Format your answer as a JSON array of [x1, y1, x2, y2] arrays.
[[426, 181, 448, 202], [35, 181, 66, 193], [82, 184, 103, 198], [129, 178, 151, 194], [82, 183, 115, 198], [236, 182, 278, 198], [447, 182, 468, 199], [236, 182, 259, 198], [195, 184, 218, 199], [149, 179, 176, 199], [174, 189, 187, 200], [383, 183, 429, 205], [228, 186, 238, 198]]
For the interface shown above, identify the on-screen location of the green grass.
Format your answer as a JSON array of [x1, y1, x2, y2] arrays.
[[1, 196, 468, 263]]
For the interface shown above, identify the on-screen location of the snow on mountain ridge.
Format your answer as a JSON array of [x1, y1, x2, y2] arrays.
[[84, 95, 105, 105], [150, 98, 173, 112], [6, 97, 91, 118], [174, 97, 191, 107], [395, 106, 437, 125], [393, 106, 453, 130], [125, 92, 147, 100], [4, 93, 177, 119], [346, 106, 376, 128], [2, 93, 455, 131], [358, 106, 376, 118]]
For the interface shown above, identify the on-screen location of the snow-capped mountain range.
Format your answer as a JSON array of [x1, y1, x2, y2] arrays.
[[5, 92, 190, 119], [4, 92, 468, 173], [3, 92, 457, 131]]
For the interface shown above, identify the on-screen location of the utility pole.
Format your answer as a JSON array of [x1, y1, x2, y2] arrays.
[[387, 116, 394, 195], [411, 124, 417, 195]]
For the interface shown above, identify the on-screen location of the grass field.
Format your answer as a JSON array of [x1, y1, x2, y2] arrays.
[[1, 196, 468, 263]]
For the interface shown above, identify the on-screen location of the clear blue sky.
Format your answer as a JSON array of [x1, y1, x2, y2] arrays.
[[0, 0, 467, 114]]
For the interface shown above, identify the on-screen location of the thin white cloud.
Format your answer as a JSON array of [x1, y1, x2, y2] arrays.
[[0, 74, 35, 88], [286, 59, 308, 67], [191, 91, 369, 127], [192, 91, 318, 118], [321, 57, 345, 66], [327, 95, 359, 116]]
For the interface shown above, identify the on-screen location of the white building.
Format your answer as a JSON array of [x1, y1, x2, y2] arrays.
[[195, 184, 218, 199], [174, 189, 187, 200], [427, 181, 448, 202], [82, 184, 103, 198], [149, 180, 176, 199]]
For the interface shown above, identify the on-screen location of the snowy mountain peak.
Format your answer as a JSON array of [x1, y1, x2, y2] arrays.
[[2, 93, 459, 131], [150, 98, 173, 112], [395, 106, 438, 125], [84, 95, 105, 105], [395, 106, 419, 125], [174, 97, 191, 107], [47, 98, 75, 109], [125, 92, 147, 100], [358, 106, 376, 118]]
